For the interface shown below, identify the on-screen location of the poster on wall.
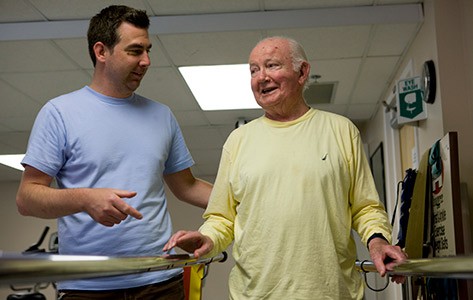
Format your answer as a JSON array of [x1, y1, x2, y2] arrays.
[[431, 136, 455, 256], [431, 132, 463, 257], [428, 132, 469, 299]]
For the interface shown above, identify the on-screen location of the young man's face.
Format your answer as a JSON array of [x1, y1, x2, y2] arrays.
[[105, 22, 152, 96]]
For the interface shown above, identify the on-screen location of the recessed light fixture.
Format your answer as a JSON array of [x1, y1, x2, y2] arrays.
[[0, 154, 25, 171], [179, 64, 259, 111]]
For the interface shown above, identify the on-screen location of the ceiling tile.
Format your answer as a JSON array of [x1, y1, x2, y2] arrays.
[[263, 0, 374, 10], [173, 110, 210, 127], [379, 0, 422, 4], [181, 126, 225, 150], [0, 116, 35, 132], [148, 36, 173, 67], [28, 0, 148, 20], [0, 132, 30, 153], [351, 56, 400, 104], [369, 23, 420, 56], [311, 58, 361, 104], [268, 26, 372, 60], [138, 67, 199, 111], [0, 123, 11, 132], [159, 31, 261, 66], [345, 104, 377, 120], [1, 70, 91, 106], [203, 109, 264, 126], [0, 40, 79, 73], [0, 0, 45, 22], [0, 164, 22, 181], [191, 163, 218, 178], [53, 38, 94, 69], [191, 148, 223, 165], [0, 80, 42, 118], [146, 0, 260, 15]]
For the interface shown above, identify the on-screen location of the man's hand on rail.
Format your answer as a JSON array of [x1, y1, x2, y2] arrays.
[[368, 237, 408, 284], [163, 230, 214, 259]]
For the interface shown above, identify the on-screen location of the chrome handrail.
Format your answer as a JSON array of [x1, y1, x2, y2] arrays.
[[0, 252, 227, 285], [2, 252, 471, 286], [356, 256, 473, 279]]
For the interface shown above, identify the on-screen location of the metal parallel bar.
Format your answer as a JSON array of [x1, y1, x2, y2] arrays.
[[2, 253, 472, 286], [355, 256, 473, 279], [0, 252, 227, 285]]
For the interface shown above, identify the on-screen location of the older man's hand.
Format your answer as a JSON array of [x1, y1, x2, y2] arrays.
[[368, 237, 407, 284]]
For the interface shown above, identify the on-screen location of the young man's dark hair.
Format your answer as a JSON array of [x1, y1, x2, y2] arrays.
[[87, 5, 150, 66]]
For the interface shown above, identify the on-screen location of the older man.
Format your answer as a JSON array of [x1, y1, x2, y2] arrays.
[[165, 36, 406, 299]]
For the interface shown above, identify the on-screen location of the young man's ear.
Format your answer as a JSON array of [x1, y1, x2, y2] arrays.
[[93, 42, 108, 63]]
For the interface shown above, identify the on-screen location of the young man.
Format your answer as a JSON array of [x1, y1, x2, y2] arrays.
[[16, 5, 212, 299]]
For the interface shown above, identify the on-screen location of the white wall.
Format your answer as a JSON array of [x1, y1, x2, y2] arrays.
[[434, 0, 473, 250], [367, 0, 473, 252], [363, 0, 473, 297], [362, 1, 445, 299]]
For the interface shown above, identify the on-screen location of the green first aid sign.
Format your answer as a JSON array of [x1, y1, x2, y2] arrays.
[[396, 76, 427, 124]]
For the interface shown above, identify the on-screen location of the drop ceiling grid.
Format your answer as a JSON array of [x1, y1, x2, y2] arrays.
[[0, 0, 424, 180]]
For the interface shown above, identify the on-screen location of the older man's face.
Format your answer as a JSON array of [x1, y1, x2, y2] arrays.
[[249, 39, 304, 111]]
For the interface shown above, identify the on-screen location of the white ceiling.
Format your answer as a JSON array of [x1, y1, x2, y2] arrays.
[[0, 0, 423, 181]]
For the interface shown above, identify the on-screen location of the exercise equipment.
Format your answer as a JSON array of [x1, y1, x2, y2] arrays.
[[356, 256, 473, 279], [0, 252, 227, 286]]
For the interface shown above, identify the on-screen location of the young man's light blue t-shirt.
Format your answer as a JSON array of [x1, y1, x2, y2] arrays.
[[22, 86, 194, 290]]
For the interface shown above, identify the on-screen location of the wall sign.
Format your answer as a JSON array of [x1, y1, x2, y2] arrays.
[[396, 76, 427, 124], [432, 132, 463, 257]]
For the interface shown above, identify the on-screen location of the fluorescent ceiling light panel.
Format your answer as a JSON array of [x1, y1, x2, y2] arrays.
[[0, 154, 25, 171], [179, 64, 259, 110]]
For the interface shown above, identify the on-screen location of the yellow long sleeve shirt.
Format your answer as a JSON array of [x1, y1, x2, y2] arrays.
[[200, 108, 391, 299]]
